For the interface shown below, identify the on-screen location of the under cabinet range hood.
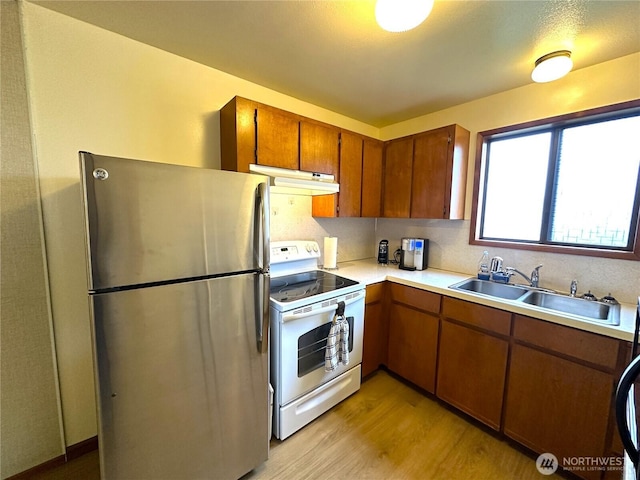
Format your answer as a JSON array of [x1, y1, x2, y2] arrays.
[[249, 164, 339, 196]]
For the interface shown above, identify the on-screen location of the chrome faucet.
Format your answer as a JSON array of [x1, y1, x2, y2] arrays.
[[505, 264, 543, 288], [570, 279, 578, 297], [530, 264, 542, 288]]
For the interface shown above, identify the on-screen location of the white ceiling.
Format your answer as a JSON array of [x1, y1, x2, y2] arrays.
[[31, 0, 640, 127]]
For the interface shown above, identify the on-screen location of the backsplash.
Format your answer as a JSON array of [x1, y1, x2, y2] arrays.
[[269, 193, 375, 265], [269, 196, 638, 304], [375, 218, 639, 305]]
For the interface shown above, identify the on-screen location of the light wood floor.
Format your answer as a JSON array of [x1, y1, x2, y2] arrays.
[[247, 370, 560, 480], [30, 370, 560, 480]]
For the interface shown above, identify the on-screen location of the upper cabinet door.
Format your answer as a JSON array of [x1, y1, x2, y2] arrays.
[[312, 132, 382, 219], [383, 137, 413, 218], [337, 131, 364, 217], [256, 107, 299, 170], [411, 126, 451, 219], [299, 121, 339, 175], [411, 125, 469, 219], [361, 139, 383, 218]]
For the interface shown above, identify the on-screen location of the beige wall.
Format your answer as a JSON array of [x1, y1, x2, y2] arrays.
[[1, 1, 65, 477], [11, 0, 640, 471]]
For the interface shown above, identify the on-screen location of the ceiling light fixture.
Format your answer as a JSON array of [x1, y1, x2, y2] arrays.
[[375, 0, 434, 33], [531, 50, 573, 83]]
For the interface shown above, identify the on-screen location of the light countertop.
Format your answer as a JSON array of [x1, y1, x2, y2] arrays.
[[330, 258, 637, 342]]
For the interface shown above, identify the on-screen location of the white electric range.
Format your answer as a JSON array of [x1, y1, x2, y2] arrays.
[[268, 240, 365, 440]]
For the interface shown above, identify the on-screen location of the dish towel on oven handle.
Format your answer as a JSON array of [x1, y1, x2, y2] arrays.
[[325, 301, 350, 371]]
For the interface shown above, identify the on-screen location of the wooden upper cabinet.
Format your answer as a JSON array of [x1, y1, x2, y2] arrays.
[[312, 133, 383, 219], [223, 97, 467, 219], [220, 96, 256, 173], [256, 107, 299, 170], [383, 137, 414, 218], [382, 124, 469, 219], [299, 121, 339, 175], [361, 139, 383, 217], [412, 124, 469, 219], [336, 131, 363, 217], [411, 127, 453, 218], [221, 97, 383, 219], [220, 96, 300, 172], [303, 121, 340, 218]]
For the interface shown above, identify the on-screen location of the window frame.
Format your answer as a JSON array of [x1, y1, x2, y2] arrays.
[[469, 99, 640, 261]]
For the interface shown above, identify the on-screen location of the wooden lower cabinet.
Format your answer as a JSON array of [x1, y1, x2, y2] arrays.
[[362, 283, 387, 377], [436, 319, 509, 430], [504, 343, 614, 480], [362, 284, 622, 480], [387, 302, 439, 393]]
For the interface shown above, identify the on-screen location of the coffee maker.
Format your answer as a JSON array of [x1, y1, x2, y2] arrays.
[[399, 238, 429, 271]]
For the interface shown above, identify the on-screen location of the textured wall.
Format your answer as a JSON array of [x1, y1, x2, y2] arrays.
[[0, 1, 65, 477]]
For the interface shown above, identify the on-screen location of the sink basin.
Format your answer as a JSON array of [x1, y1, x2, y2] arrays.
[[450, 278, 621, 326], [450, 278, 530, 300], [520, 290, 620, 325]]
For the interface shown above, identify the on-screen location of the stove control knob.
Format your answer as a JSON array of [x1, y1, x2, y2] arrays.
[[306, 244, 313, 253], [312, 244, 319, 252]]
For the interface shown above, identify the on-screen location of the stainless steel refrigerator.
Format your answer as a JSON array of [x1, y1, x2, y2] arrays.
[[79, 152, 270, 480]]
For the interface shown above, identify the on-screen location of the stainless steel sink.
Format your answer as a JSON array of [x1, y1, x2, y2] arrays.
[[449, 278, 530, 300], [450, 277, 621, 325], [520, 290, 620, 325]]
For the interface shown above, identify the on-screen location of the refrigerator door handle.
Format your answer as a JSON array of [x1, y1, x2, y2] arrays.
[[616, 354, 640, 467], [254, 182, 270, 354], [256, 182, 270, 273], [256, 273, 270, 354]]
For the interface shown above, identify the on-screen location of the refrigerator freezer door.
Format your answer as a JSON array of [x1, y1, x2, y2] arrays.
[[80, 152, 269, 291], [91, 273, 269, 480]]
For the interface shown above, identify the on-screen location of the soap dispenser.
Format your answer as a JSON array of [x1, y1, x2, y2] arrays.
[[477, 251, 490, 280]]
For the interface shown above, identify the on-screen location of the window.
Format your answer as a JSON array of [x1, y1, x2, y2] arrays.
[[470, 100, 640, 260]]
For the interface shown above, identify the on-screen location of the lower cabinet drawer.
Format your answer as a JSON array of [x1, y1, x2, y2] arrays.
[[442, 296, 511, 336], [513, 314, 619, 370], [389, 283, 441, 314]]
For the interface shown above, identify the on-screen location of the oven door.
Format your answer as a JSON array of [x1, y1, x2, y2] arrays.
[[274, 291, 364, 406]]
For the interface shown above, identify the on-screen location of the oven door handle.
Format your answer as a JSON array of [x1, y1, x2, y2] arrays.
[[282, 292, 363, 322]]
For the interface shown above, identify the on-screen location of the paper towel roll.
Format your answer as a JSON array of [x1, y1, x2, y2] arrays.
[[324, 237, 338, 269]]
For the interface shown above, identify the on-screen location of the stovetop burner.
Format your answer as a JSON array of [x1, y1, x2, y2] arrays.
[[270, 270, 359, 303]]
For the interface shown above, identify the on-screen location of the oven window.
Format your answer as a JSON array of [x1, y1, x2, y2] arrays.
[[297, 317, 355, 377]]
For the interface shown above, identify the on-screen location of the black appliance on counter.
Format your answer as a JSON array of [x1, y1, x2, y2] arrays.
[[377, 240, 389, 264], [615, 297, 640, 479]]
